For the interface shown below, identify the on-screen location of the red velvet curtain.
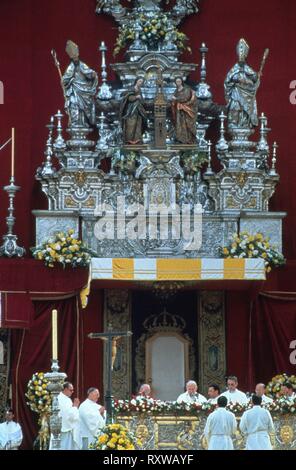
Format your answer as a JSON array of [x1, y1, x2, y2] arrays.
[[226, 291, 296, 392], [0, 0, 296, 260], [248, 292, 296, 389], [10, 289, 103, 450]]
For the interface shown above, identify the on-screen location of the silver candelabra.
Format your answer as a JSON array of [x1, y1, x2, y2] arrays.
[[0, 176, 26, 258], [45, 359, 67, 451]]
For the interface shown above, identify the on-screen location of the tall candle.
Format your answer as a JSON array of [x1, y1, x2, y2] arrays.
[[52, 309, 58, 360], [11, 128, 15, 178]]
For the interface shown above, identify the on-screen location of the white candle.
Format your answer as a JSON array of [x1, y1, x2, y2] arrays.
[[11, 128, 15, 178], [52, 309, 58, 360]]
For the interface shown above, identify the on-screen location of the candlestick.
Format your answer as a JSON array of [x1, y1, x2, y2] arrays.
[[11, 128, 15, 178], [52, 309, 58, 360]]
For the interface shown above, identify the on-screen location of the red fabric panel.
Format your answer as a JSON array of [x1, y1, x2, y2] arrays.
[[249, 293, 296, 388], [0, 0, 295, 261], [10, 296, 83, 449], [0, 292, 33, 328], [0, 259, 88, 295], [225, 291, 252, 391], [81, 289, 104, 397]]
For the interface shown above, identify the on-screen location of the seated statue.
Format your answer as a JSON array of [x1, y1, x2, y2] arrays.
[[62, 40, 98, 127], [119, 77, 147, 145], [171, 77, 198, 144]]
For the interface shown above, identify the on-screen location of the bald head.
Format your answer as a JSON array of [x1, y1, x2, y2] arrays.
[[139, 384, 151, 397], [255, 383, 266, 397]]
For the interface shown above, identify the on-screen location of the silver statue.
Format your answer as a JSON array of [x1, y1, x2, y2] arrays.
[[62, 40, 98, 127], [224, 39, 268, 129]]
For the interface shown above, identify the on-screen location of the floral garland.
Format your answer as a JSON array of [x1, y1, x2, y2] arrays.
[[31, 229, 94, 268], [180, 150, 208, 174], [90, 423, 141, 450], [266, 373, 296, 399], [114, 13, 190, 55], [219, 231, 285, 272], [113, 396, 296, 415], [113, 397, 215, 415]]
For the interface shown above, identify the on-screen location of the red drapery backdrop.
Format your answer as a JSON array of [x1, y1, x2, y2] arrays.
[[0, 0, 296, 259], [1, 0, 296, 448], [248, 292, 296, 388], [10, 289, 103, 450], [226, 291, 296, 392]]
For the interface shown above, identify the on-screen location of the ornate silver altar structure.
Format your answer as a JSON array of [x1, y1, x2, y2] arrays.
[[33, 0, 285, 258], [117, 412, 296, 450]]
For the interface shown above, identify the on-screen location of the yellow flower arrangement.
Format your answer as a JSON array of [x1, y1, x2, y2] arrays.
[[266, 373, 296, 399], [26, 372, 52, 449], [26, 372, 52, 414], [220, 231, 285, 272], [90, 423, 141, 450], [31, 229, 94, 268], [114, 13, 190, 55]]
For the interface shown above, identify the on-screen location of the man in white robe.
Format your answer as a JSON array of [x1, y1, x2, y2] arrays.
[[240, 394, 274, 450], [255, 383, 273, 404], [220, 375, 248, 405], [50, 382, 80, 450], [207, 384, 220, 405], [281, 382, 296, 401], [0, 409, 23, 450], [79, 387, 105, 448], [136, 383, 151, 399], [177, 380, 207, 405], [204, 396, 237, 450]]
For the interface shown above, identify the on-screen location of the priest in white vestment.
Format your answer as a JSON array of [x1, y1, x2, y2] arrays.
[[177, 380, 207, 404], [281, 382, 296, 402], [220, 376, 248, 405], [0, 409, 23, 450], [50, 382, 80, 450], [79, 387, 105, 448], [204, 396, 237, 450], [254, 383, 273, 404], [207, 384, 220, 405], [136, 383, 151, 399], [240, 394, 274, 450]]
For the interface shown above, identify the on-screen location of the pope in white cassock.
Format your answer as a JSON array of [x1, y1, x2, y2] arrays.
[[177, 380, 207, 404], [0, 409, 23, 450], [220, 376, 248, 405], [49, 382, 80, 450], [204, 396, 237, 450], [79, 387, 106, 448], [240, 394, 274, 450]]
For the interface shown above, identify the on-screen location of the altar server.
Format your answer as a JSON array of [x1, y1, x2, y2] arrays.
[[204, 396, 237, 450], [0, 409, 23, 450], [79, 387, 105, 448], [240, 394, 274, 450], [50, 382, 80, 450]]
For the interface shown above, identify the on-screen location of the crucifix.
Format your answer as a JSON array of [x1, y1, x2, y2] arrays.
[[88, 326, 132, 424]]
